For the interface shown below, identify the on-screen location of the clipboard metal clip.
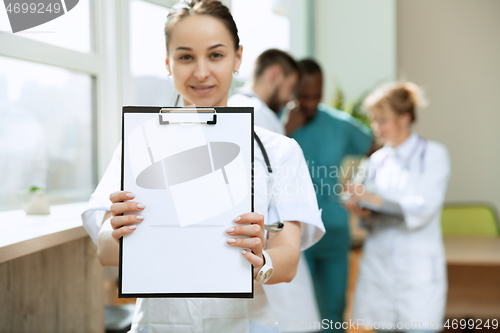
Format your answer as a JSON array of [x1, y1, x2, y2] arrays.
[[159, 108, 217, 125]]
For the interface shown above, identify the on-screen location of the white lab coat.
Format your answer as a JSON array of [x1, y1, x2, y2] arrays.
[[229, 88, 285, 136], [82, 126, 325, 333], [351, 133, 451, 331], [230, 90, 323, 332]]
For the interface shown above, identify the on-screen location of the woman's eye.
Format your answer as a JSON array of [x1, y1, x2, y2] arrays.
[[179, 54, 193, 61], [211, 52, 223, 59]]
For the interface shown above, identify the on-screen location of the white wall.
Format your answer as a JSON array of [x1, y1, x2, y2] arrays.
[[397, 0, 500, 210], [314, 0, 396, 105], [283, 0, 311, 59]]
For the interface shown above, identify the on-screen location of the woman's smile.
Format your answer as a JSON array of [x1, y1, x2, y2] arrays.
[[190, 84, 215, 95]]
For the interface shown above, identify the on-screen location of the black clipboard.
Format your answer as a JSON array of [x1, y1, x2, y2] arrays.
[[119, 106, 254, 298]]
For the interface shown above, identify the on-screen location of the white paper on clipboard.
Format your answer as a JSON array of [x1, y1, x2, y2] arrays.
[[120, 106, 254, 298]]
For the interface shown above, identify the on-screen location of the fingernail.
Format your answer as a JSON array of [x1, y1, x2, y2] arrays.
[[225, 227, 235, 233], [126, 192, 135, 199], [241, 249, 247, 255], [129, 225, 137, 230], [137, 203, 146, 209], [227, 238, 236, 244], [233, 216, 241, 222], [136, 215, 145, 221]]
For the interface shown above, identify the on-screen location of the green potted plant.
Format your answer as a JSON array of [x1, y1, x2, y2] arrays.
[[332, 86, 372, 128], [23, 186, 50, 215]]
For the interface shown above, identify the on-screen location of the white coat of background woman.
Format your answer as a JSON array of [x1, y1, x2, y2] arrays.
[[345, 82, 451, 332]]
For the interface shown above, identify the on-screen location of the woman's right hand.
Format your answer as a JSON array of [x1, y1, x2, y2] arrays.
[[109, 191, 146, 243]]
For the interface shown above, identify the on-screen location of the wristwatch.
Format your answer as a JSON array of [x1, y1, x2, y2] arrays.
[[254, 250, 274, 284]]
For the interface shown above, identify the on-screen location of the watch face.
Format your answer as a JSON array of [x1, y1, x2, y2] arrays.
[[261, 267, 274, 283]]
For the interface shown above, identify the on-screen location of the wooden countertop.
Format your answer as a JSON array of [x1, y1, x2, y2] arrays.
[[444, 236, 500, 265], [0, 202, 89, 263]]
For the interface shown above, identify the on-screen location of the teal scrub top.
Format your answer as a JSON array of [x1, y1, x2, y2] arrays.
[[290, 104, 373, 242]]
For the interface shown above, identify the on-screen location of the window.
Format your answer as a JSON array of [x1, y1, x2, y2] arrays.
[[130, 0, 178, 106], [0, 0, 97, 212], [0, 57, 93, 211]]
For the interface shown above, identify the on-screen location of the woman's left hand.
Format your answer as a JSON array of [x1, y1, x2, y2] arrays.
[[344, 183, 382, 205], [345, 197, 372, 219], [226, 212, 266, 278], [344, 182, 367, 200], [343, 183, 375, 219]]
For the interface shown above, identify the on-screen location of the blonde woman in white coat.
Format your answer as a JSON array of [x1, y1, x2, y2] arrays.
[[345, 82, 451, 332]]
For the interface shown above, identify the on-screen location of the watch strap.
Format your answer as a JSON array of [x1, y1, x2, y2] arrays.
[[254, 250, 274, 284]]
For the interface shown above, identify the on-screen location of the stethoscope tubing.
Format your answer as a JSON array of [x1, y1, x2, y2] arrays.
[[254, 131, 285, 232]]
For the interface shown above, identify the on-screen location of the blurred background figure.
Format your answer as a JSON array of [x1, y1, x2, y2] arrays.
[[285, 59, 373, 331], [230, 48, 322, 333], [345, 82, 451, 332], [228, 48, 299, 135]]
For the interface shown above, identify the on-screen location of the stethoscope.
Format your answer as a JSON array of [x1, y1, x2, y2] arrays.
[[370, 136, 427, 181], [254, 132, 285, 233], [174, 93, 285, 233], [241, 92, 285, 232]]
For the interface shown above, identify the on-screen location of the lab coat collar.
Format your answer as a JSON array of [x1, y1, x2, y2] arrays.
[[234, 87, 282, 127], [384, 132, 419, 161], [235, 86, 264, 103], [394, 132, 419, 161]]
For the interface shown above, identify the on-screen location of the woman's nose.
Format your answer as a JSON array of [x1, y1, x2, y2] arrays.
[[193, 59, 210, 81]]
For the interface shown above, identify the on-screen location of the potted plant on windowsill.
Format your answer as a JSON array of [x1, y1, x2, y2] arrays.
[[23, 186, 51, 215]]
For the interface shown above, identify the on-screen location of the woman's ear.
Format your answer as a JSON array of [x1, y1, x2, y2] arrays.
[[233, 45, 243, 73], [402, 112, 412, 127], [396, 112, 411, 131], [165, 57, 171, 75]]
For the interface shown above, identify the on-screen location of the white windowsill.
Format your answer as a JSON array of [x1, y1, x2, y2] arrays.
[[0, 202, 89, 264]]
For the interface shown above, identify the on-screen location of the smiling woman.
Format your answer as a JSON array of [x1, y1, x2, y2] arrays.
[[82, 1, 325, 332], [165, 11, 242, 107]]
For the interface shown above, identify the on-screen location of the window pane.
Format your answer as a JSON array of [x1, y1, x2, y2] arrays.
[[0, 0, 92, 53], [231, 0, 290, 81], [130, 0, 178, 106], [0, 56, 94, 211]]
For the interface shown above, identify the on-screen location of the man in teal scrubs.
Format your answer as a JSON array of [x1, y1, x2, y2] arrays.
[[285, 59, 373, 330]]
